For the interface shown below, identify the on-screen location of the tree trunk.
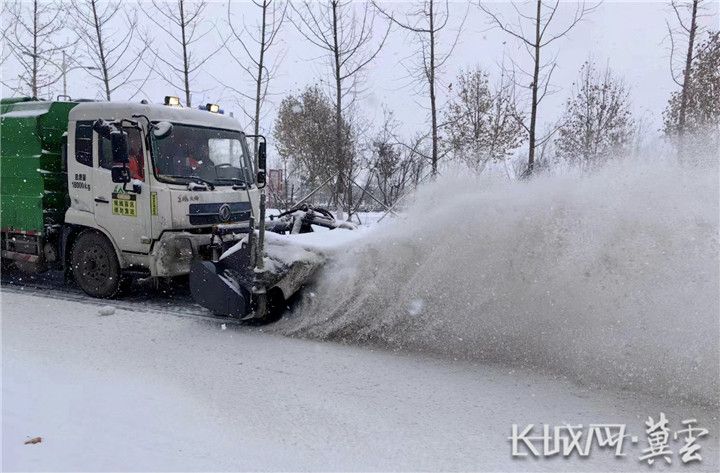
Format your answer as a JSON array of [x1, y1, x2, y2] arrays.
[[429, 0, 438, 176], [678, 0, 699, 144], [283, 161, 289, 210], [179, 0, 191, 107], [527, 0, 541, 175], [90, 0, 111, 101], [331, 1, 345, 219], [32, 0, 38, 98], [253, 0, 268, 156]]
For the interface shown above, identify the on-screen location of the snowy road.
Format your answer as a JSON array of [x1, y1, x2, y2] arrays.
[[2, 288, 718, 471]]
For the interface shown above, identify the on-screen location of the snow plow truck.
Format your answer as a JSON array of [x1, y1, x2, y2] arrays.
[[0, 96, 350, 321]]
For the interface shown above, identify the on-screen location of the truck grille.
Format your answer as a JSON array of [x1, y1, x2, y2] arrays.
[[188, 202, 251, 226]]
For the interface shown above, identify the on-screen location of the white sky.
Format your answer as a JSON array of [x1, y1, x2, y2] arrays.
[[3, 1, 719, 149]]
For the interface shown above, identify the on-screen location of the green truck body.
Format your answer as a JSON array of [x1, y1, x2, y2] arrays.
[[1, 96, 274, 307], [1, 98, 78, 234]]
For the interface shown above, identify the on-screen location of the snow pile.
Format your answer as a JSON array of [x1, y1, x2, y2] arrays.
[[263, 226, 368, 254], [98, 305, 115, 316], [220, 228, 367, 272], [277, 150, 719, 406], [261, 232, 328, 276]]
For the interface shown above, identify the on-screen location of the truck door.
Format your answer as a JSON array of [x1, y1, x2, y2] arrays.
[[93, 126, 152, 254]]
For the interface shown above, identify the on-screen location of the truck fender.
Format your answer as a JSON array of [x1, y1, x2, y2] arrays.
[[61, 224, 126, 274]]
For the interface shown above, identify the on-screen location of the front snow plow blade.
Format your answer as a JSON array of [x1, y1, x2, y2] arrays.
[[189, 206, 355, 322], [189, 260, 251, 319]]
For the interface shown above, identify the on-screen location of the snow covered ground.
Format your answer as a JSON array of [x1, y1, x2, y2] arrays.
[[2, 289, 718, 472], [3, 152, 719, 471]]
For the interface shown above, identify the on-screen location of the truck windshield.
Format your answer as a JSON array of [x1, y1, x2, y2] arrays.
[[151, 124, 253, 186]]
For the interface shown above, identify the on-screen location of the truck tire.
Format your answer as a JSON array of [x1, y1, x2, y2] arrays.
[[71, 231, 122, 298]]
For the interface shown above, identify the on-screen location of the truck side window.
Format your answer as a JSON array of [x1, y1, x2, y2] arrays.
[[75, 121, 94, 166], [98, 128, 145, 181]]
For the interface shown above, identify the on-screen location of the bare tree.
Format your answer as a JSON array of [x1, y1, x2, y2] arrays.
[[374, 0, 466, 176], [144, 0, 223, 107], [71, 0, 149, 101], [665, 0, 713, 147], [478, 1, 596, 175], [664, 31, 720, 145], [291, 0, 390, 218], [554, 60, 634, 169], [0, 4, 13, 68], [2, 0, 75, 98], [371, 129, 431, 217], [274, 85, 354, 192], [370, 110, 405, 207], [225, 0, 287, 147], [443, 67, 525, 173]]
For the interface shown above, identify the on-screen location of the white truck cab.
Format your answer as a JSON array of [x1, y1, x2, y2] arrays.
[[65, 101, 260, 296]]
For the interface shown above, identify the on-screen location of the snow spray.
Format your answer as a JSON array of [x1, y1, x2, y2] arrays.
[[276, 145, 719, 406]]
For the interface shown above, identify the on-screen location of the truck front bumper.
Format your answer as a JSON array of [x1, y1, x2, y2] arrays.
[[150, 231, 243, 278]]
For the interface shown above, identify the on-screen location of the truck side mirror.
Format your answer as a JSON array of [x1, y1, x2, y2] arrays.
[[257, 141, 267, 171], [111, 131, 130, 164], [256, 141, 267, 188], [111, 165, 131, 184]]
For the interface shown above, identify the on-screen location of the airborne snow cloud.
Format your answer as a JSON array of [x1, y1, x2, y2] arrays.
[[277, 142, 720, 406]]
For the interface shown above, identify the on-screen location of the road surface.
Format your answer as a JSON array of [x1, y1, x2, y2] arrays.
[[2, 287, 718, 471]]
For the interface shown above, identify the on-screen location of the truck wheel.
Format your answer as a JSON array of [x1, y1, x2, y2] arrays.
[[71, 231, 122, 298]]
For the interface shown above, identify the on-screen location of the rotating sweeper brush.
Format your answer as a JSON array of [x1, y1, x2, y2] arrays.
[[189, 203, 356, 322]]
